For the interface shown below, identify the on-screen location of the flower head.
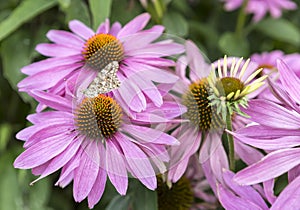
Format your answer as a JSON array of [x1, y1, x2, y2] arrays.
[[229, 60, 300, 187], [221, 0, 297, 22], [14, 85, 184, 208], [208, 56, 268, 119], [18, 13, 184, 112]]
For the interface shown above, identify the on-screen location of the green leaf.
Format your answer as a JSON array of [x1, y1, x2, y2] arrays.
[[132, 181, 158, 210], [64, 0, 91, 27], [0, 123, 12, 152], [0, 29, 33, 103], [0, 151, 23, 210], [105, 195, 131, 210], [29, 178, 51, 210], [0, 0, 58, 42], [219, 32, 249, 56], [254, 18, 300, 46], [89, 0, 112, 30], [162, 12, 188, 37], [58, 0, 71, 9]]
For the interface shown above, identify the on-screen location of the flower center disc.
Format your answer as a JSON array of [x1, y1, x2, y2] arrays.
[[83, 34, 124, 71], [157, 176, 194, 210], [182, 79, 223, 131], [75, 94, 122, 139], [217, 77, 244, 97]]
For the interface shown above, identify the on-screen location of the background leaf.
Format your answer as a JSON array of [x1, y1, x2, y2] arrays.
[[254, 18, 300, 46], [219, 32, 249, 56], [162, 12, 188, 37], [89, 0, 112, 30], [0, 0, 58, 42]]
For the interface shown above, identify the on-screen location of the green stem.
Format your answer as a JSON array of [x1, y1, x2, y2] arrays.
[[235, 0, 249, 37], [226, 111, 235, 171]]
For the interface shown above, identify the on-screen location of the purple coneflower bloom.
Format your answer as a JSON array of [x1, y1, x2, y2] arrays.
[[228, 60, 300, 207], [18, 13, 183, 112], [14, 87, 184, 208], [221, 0, 297, 22], [167, 41, 266, 195]]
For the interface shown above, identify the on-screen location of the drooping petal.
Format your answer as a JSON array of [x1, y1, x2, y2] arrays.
[[106, 139, 128, 195], [235, 148, 300, 185], [223, 170, 268, 209], [87, 143, 107, 209], [14, 133, 76, 169], [29, 90, 72, 112], [228, 130, 300, 150], [277, 59, 300, 104], [73, 141, 100, 202], [271, 175, 300, 210], [217, 184, 264, 210], [122, 124, 179, 145], [116, 133, 156, 190], [245, 99, 300, 129]]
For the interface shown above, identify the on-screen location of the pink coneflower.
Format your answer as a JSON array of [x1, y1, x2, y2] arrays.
[[14, 88, 184, 208], [229, 60, 300, 188], [221, 0, 297, 22], [167, 41, 266, 195], [18, 13, 183, 112]]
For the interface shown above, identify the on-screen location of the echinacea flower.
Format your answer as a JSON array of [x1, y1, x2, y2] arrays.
[[208, 55, 268, 119], [18, 13, 183, 112], [221, 0, 297, 22], [14, 87, 184, 208], [167, 41, 267, 193], [229, 60, 300, 187]]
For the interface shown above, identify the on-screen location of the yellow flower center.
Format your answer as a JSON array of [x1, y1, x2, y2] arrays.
[[216, 77, 244, 99], [182, 79, 224, 131], [75, 94, 122, 139], [82, 34, 124, 71]]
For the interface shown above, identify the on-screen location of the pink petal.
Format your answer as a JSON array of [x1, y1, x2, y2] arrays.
[[116, 133, 156, 190], [27, 111, 73, 124], [30, 90, 72, 112], [31, 138, 82, 184], [69, 20, 94, 40], [47, 30, 84, 49], [14, 133, 76, 169], [109, 22, 122, 36], [271, 175, 300, 210], [36, 43, 80, 57], [18, 63, 81, 91], [277, 59, 300, 104], [96, 19, 110, 34], [228, 130, 300, 150], [106, 139, 128, 195], [122, 124, 179, 145], [117, 13, 150, 38], [223, 170, 268, 209], [121, 25, 164, 51], [73, 142, 100, 202], [217, 184, 264, 210], [21, 55, 82, 75], [87, 144, 107, 209], [245, 99, 300, 129], [235, 148, 300, 185]]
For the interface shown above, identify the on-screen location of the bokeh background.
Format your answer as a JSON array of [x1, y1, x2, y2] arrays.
[[0, 0, 299, 209]]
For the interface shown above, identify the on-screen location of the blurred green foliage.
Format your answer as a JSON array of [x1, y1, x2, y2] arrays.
[[0, 0, 299, 209]]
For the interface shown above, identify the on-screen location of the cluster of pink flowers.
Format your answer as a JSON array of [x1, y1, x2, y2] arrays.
[[14, 1, 300, 208]]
